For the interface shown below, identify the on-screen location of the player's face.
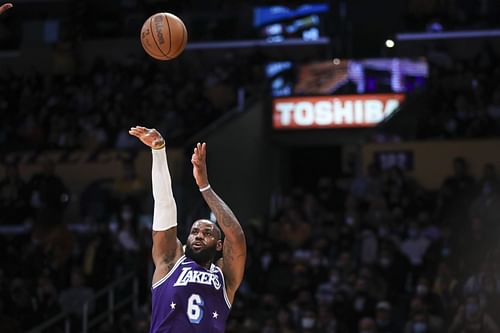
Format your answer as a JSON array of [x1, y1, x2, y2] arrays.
[[185, 220, 221, 264]]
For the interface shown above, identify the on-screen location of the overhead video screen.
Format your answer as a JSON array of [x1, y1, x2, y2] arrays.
[[266, 58, 428, 97], [253, 3, 330, 42]]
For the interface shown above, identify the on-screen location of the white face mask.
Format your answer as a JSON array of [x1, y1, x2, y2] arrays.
[[330, 275, 340, 284], [413, 322, 427, 333], [379, 257, 391, 267], [301, 317, 315, 329], [121, 210, 133, 221], [416, 285, 428, 296], [354, 297, 366, 311]]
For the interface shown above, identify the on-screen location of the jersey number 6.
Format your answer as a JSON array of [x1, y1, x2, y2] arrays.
[[187, 294, 204, 324]]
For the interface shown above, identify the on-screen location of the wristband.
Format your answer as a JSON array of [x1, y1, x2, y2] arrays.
[[152, 141, 166, 150], [199, 184, 211, 192]]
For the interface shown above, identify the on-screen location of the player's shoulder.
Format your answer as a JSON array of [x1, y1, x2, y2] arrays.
[[152, 254, 187, 289]]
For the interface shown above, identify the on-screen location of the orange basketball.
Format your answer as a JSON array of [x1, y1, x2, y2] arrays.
[[140, 13, 188, 61]]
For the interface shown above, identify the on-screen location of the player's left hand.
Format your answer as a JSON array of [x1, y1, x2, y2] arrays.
[[191, 142, 209, 189], [0, 3, 13, 15]]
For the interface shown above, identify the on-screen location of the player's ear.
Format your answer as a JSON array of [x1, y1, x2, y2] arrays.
[[216, 240, 223, 252]]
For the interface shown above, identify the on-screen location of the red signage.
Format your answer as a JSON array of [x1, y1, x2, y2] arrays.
[[273, 94, 405, 129]]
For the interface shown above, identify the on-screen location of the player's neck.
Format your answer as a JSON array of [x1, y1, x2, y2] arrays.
[[194, 259, 212, 270]]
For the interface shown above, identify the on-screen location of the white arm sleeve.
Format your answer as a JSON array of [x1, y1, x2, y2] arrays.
[[152, 147, 177, 231]]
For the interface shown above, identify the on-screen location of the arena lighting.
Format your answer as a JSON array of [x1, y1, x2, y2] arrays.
[[385, 39, 395, 48], [185, 37, 329, 50], [396, 29, 500, 41]]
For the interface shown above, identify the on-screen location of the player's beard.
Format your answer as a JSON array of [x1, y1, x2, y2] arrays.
[[185, 243, 217, 266]]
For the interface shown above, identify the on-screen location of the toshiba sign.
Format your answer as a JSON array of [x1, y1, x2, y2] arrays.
[[273, 94, 405, 129]]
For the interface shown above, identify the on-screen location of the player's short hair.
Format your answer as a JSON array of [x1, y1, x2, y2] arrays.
[[192, 219, 222, 240]]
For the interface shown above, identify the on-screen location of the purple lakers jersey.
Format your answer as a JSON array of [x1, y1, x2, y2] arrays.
[[150, 255, 231, 333]]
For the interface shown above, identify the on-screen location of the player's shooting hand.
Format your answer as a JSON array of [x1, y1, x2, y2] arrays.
[[0, 3, 13, 15], [128, 126, 165, 149], [191, 142, 209, 188]]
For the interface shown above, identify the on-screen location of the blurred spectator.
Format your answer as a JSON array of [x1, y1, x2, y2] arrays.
[[0, 298, 21, 333], [437, 157, 476, 230], [28, 159, 70, 225], [404, 310, 444, 333], [112, 160, 146, 208], [358, 317, 377, 333], [7, 278, 38, 330], [350, 277, 377, 327], [80, 178, 115, 224], [375, 301, 403, 333], [400, 222, 430, 271], [35, 274, 60, 321], [406, 297, 445, 332], [413, 276, 445, 318], [275, 307, 297, 333], [469, 166, 500, 241], [375, 246, 410, 300], [432, 262, 461, 320], [82, 227, 116, 290], [58, 268, 95, 316], [478, 164, 499, 193], [0, 162, 30, 224], [449, 294, 499, 333]]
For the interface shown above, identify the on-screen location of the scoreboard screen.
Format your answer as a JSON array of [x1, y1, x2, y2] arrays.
[[253, 3, 330, 42]]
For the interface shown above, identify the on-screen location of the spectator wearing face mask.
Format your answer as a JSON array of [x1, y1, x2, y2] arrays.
[[375, 247, 410, 299], [300, 309, 318, 333], [406, 298, 444, 333], [405, 311, 443, 333], [432, 262, 461, 320], [469, 179, 500, 246], [449, 294, 499, 333], [351, 277, 377, 324], [414, 277, 445, 318]]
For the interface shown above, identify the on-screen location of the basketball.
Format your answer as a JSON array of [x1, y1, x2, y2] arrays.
[[140, 13, 188, 61]]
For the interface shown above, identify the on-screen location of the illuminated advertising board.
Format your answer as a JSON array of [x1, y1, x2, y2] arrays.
[[272, 93, 405, 129]]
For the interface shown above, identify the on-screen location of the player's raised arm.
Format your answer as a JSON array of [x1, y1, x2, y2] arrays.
[[129, 126, 183, 286], [191, 142, 246, 303], [0, 3, 12, 15]]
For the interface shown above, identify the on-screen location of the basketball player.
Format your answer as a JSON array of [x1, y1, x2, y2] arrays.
[[129, 126, 246, 333], [0, 3, 12, 15]]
